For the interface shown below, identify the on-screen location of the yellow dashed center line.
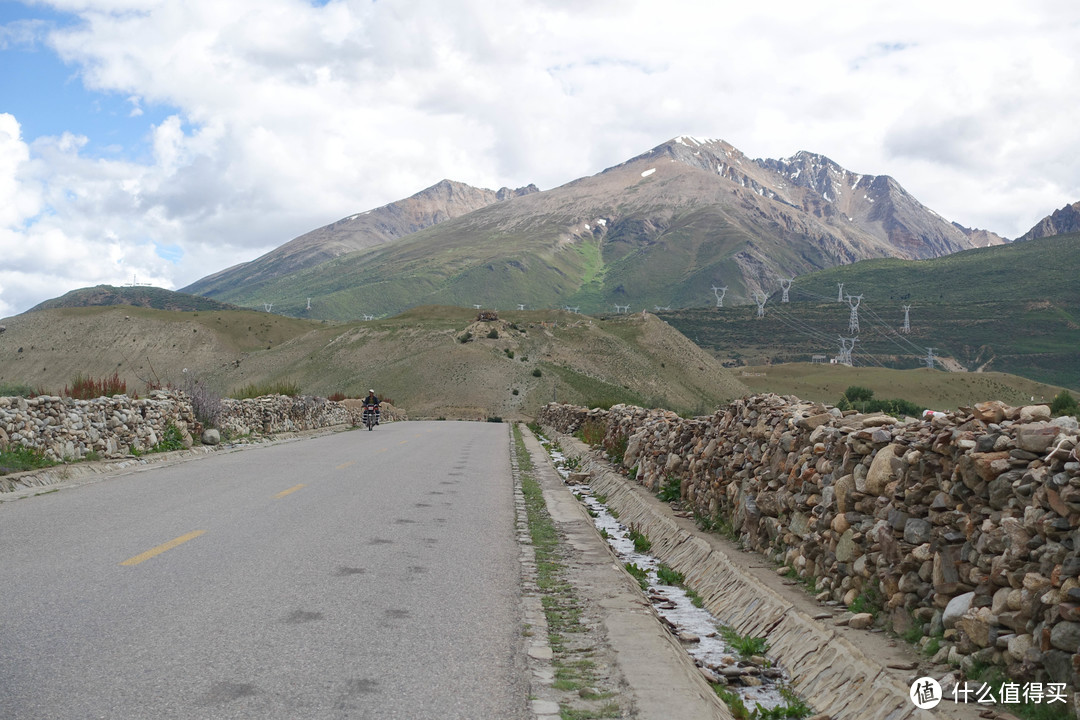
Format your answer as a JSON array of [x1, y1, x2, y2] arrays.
[[335, 461, 356, 470], [120, 530, 206, 567], [399, 440, 409, 445], [274, 484, 307, 499]]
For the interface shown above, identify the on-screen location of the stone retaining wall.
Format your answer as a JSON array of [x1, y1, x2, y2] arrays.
[[0, 391, 406, 466], [538, 396, 1080, 702]]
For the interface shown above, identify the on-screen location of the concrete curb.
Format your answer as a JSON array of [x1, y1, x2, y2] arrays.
[[551, 429, 948, 720]]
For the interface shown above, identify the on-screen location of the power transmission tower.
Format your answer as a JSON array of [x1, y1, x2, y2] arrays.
[[780, 277, 794, 302], [925, 348, 936, 370], [901, 305, 911, 334], [473, 304, 482, 310], [837, 282, 844, 302], [845, 294, 863, 333], [517, 304, 526, 311], [838, 336, 857, 366], [654, 305, 671, 312], [614, 304, 630, 314], [711, 285, 727, 308], [263, 303, 273, 313], [306, 298, 312, 310], [753, 292, 768, 318], [363, 314, 375, 321]]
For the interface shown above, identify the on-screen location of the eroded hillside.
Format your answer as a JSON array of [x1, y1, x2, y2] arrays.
[[0, 305, 747, 419]]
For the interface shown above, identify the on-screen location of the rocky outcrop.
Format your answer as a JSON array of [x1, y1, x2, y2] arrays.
[[1018, 201, 1080, 242], [539, 396, 1080, 694]]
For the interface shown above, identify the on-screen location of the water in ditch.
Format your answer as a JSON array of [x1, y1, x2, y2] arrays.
[[540, 437, 809, 716]]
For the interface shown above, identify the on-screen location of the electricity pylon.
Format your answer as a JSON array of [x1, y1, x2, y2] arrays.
[[780, 277, 794, 303], [838, 336, 857, 366], [901, 305, 911, 334], [753, 292, 768, 318], [712, 285, 727, 308], [846, 294, 863, 334]]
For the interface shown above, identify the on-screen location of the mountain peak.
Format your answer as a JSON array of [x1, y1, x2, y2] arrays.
[[1017, 200, 1080, 242]]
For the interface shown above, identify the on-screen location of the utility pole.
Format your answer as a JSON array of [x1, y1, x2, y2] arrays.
[[837, 282, 844, 302], [711, 285, 727, 308], [780, 277, 794, 303], [845, 294, 862, 334], [901, 305, 911, 334], [753, 292, 768, 319]]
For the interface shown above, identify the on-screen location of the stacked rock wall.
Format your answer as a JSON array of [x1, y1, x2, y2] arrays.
[[538, 396, 1080, 693], [0, 391, 198, 461], [0, 392, 403, 463]]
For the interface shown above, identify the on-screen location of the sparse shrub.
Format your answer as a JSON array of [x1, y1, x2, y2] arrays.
[[328, 392, 347, 402], [149, 422, 187, 453], [181, 374, 223, 428], [657, 474, 682, 502], [656, 564, 684, 586], [1051, 389, 1079, 418], [512, 388, 519, 395], [576, 418, 607, 447], [0, 383, 36, 398], [604, 432, 629, 465], [0, 444, 58, 475], [532, 368, 543, 377], [504, 348, 515, 359], [487, 329, 499, 339], [719, 625, 770, 658], [624, 563, 650, 590], [64, 372, 127, 400], [230, 380, 301, 399], [844, 385, 874, 402], [487, 416, 504, 423], [627, 526, 651, 553], [458, 331, 472, 343]]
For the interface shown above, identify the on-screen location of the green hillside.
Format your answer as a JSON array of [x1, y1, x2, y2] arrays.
[[661, 233, 1080, 389]]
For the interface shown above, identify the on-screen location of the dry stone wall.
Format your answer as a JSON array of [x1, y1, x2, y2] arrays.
[[0, 391, 198, 461], [538, 395, 1080, 696], [0, 391, 404, 464]]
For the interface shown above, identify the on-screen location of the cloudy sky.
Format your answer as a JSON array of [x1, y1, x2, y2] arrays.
[[2, 0, 1078, 317]]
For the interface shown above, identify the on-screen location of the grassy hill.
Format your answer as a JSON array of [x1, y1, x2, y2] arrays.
[[0, 305, 747, 419], [660, 233, 1080, 389], [733, 363, 1070, 411], [28, 285, 240, 313]]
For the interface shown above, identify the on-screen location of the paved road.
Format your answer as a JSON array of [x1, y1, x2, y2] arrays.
[[0, 422, 528, 720]]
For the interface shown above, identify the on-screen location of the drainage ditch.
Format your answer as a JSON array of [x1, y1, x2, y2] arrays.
[[539, 433, 815, 719]]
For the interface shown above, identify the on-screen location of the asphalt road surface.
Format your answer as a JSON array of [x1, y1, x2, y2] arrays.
[[0, 422, 528, 720]]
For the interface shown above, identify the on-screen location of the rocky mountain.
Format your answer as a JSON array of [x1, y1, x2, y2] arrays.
[[1016, 200, 1080, 242], [184, 136, 1004, 318], [182, 179, 538, 297]]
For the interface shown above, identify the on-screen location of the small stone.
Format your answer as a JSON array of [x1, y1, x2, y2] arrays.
[[943, 592, 975, 630], [849, 613, 875, 630], [201, 428, 221, 445]]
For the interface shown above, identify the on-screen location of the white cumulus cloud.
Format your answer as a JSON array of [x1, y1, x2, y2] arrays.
[[0, 0, 1078, 316]]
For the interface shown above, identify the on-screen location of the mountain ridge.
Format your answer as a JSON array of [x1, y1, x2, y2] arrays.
[[182, 178, 538, 297]]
